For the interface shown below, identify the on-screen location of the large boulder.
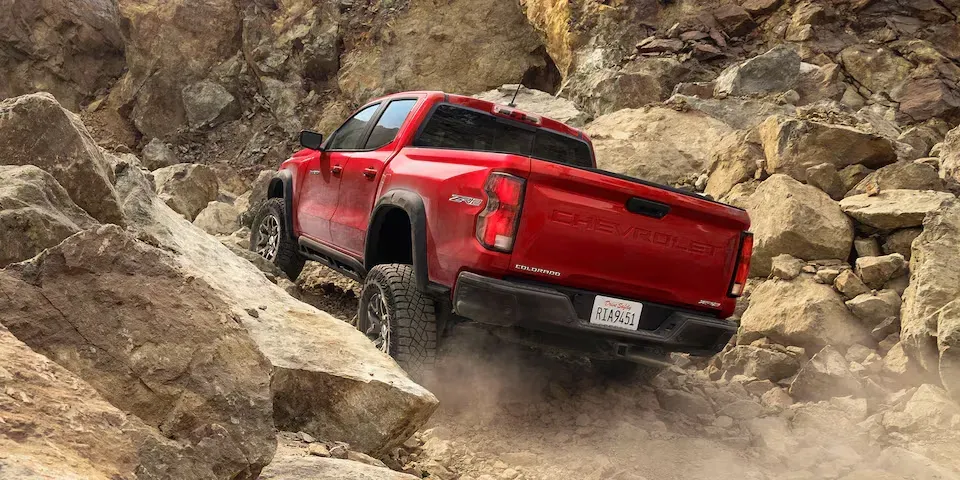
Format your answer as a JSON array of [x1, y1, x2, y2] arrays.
[[567, 58, 691, 117], [113, 157, 439, 455], [789, 346, 864, 401], [0, 93, 123, 224], [474, 85, 589, 127], [838, 45, 913, 95], [338, 0, 552, 103], [0, 325, 222, 479], [194, 201, 241, 236], [901, 200, 960, 386], [845, 161, 946, 197], [153, 163, 221, 221], [744, 175, 853, 276], [0, 0, 126, 111], [941, 125, 960, 184], [758, 116, 897, 182], [586, 106, 733, 186], [0, 165, 98, 267], [714, 46, 801, 97], [739, 277, 872, 352], [840, 190, 956, 230], [0, 226, 278, 478]]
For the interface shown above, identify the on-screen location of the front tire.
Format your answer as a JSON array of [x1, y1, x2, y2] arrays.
[[357, 264, 438, 378], [250, 197, 306, 280]]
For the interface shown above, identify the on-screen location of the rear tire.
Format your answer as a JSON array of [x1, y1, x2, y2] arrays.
[[593, 359, 663, 383], [250, 197, 306, 280], [357, 264, 438, 379]]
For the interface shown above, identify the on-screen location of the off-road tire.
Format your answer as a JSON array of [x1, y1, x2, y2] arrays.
[[250, 197, 306, 280], [359, 264, 438, 378], [593, 359, 663, 383]]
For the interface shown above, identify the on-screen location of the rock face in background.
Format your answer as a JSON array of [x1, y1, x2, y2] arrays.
[[474, 85, 590, 127], [0, 226, 278, 479], [745, 175, 853, 276], [587, 107, 732, 186], [0, 0, 126, 111], [0, 165, 97, 267], [0, 325, 223, 479], [0, 93, 124, 224], [338, 0, 555, 104]]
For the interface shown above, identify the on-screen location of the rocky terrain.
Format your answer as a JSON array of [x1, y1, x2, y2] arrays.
[[3, 0, 960, 478]]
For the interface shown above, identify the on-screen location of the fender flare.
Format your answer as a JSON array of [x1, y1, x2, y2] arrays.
[[268, 170, 296, 240], [365, 189, 430, 291]]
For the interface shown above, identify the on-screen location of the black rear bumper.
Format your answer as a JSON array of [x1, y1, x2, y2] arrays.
[[452, 272, 736, 357]]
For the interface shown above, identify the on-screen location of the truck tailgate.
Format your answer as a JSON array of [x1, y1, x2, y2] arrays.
[[510, 161, 750, 313]]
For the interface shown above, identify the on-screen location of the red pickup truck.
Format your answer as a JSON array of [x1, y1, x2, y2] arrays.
[[251, 91, 752, 378]]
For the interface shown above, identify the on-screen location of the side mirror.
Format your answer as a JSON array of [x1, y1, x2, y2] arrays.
[[299, 130, 324, 150]]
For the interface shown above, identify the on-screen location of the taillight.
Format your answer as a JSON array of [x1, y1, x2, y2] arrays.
[[476, 172, 526, 252], [729, 232, 753, 297]]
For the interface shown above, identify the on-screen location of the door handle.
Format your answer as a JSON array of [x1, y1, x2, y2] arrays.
[[331, 165, 343, 176], [362, 167, 378, 179]]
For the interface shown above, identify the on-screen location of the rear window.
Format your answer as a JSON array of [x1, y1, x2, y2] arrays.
[[414, 104, 593, 168]]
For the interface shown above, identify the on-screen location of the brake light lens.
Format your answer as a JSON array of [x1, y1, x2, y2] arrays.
[[729, 232, 753, 297], [476, 173, 526, 252]]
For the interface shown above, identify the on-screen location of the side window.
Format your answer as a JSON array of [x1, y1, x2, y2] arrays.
[[364, 99, 417, 149], [326, 103, 379, 151]]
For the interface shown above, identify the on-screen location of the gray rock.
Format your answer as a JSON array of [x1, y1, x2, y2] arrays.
[[838, 164, 873, 193], [194, 201, 241, 236], [0, 165, 98, 267], [474, 85, 589, 127], [182, 81, 240, 129], [789, 346, 864, 401], [152, 163, 221, 221], [871, 316, 900, 341], [717, 400, 763, 420], [883, 228, 922, 260], [845, 290, 902, 328], [745, 175, 853, 276], [840, 190, 956, 230], [854, 237, 882, 257], [834, 269, 870, 299], [141, 138, 178, 171], [855, 254, 907, 289], [715, 46, 800, 97], [0, 93, 124, 224]]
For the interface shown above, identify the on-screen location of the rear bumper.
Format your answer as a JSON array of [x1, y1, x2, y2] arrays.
[[452, 272, 736, 356]]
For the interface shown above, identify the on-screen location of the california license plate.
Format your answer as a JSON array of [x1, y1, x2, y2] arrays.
[[590, 295, 643, 331]]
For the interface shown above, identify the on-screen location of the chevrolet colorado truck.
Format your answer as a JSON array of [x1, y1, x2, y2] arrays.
[[251, 91, 753, 378]]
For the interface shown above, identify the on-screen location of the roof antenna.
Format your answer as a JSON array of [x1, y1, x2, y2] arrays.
[[507, 80, 523, 107]]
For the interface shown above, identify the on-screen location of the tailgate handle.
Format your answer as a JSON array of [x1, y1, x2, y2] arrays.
[[626, 197, 670, 219]]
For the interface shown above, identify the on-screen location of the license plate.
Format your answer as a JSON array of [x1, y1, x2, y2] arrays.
[[590, 295, 643, 331]]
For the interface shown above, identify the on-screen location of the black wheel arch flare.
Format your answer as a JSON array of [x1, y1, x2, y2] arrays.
[[365, 189, 430, 291]]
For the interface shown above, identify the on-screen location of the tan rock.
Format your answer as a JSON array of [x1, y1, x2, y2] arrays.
[[0, 226, 277, 478], [882, 384, 960, 435], [759, 115, 897, 182], [845, 161, 946, 197], [855, 254, 907, 289], [745, 175, 853, 276], [0, 93, 123, 224], [704, 129, 763, 198], [940, 125, 960, 184], [882, 228, 922, 260], [714, 46, 800, 97], [845, 290, 902, 328], [834, 269, 870, 299], [0, 165, 98, 267], [114, 161, 439, 455], [838, 164, 873, 193], [936, 298, 960, 400], [769, 254, 805, 280], [720, 345, 801, 382], [474, 85, 588, 127], [260, 454, 418, 480], [839, 45, 913, 95], [789, 346, 864, 401], [0, 325, 220, 479], [854, 237, 882, 257], [805, 163, 845, 200], [587, 107, 733, 186], [840, 190, 955, 230], [194, 201, 241, 236], [153, 163, 221, 221], [739, 277, 872, 352]]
